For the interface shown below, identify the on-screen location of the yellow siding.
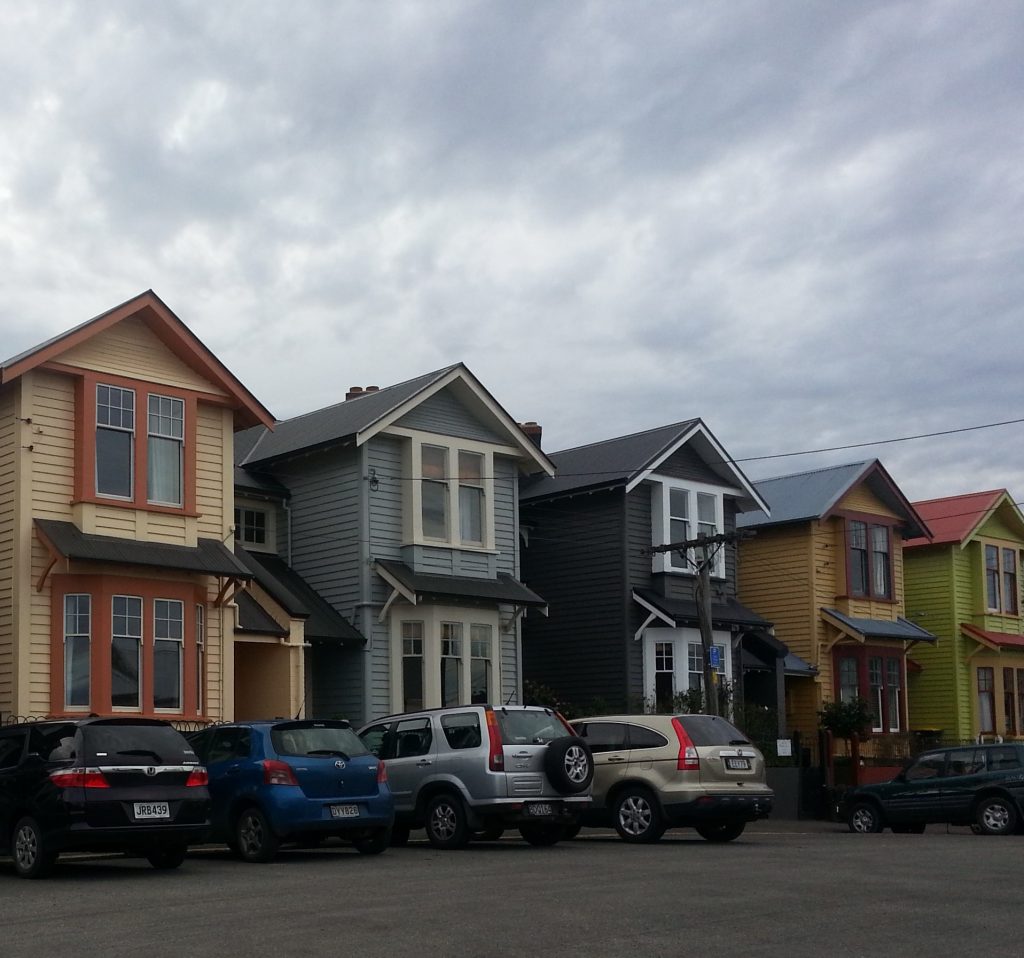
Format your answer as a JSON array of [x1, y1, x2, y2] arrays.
[[92, 505, 142, 538], [58, 316, 228, 396], [196, 405, 230, 540], [836, 484, 900, 519], [970, 650, 1024, 739], [26, 371, 75, 522], [0, 386, 16, 716]]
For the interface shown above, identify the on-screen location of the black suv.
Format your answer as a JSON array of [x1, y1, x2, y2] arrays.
[[846, 743, 1024, 835], [0, 718, 211, 878]]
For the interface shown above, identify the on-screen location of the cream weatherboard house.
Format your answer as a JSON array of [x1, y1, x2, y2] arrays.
[[0, 291, 289, 724]]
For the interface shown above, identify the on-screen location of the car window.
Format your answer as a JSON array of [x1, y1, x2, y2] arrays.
[[987, 747, 1022, 772], [946, 748, 986, 776], [674, 714, 750, 747], [627, 725, 669, 750], [271, 722, 368, 758], [29, 723, 79, 761], [495, 710, 567, 745], [575, 722, 627, 753], [441, 713, 482, 750], [0, 732, 26, 770], [206, 727, 240, 764], [233, 727, 253, 759], [360, 723, 393, 759], [905, 752, 946, 781], [80, 722, 197, 765], [394, 718, 433, 758]]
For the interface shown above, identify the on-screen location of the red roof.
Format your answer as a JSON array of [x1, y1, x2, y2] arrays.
[[962, 624, 1024, 649], [904, 490, 1005, 548]]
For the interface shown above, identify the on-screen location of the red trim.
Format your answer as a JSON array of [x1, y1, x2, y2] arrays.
[[840, 517, 895, 601], [832, 644, 906, 733], [50, 572, 209, 719]]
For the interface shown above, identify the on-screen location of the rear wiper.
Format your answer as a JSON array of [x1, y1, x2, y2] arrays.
[[115, 749, 163, 760], [307, 749, 350, 760], [729, 739, 751, 746]]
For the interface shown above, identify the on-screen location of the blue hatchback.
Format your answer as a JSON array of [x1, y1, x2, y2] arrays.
[[188, 719, 393, 861]]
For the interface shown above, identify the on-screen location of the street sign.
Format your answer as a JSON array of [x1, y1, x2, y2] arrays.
[[708, 646, 721, 669]]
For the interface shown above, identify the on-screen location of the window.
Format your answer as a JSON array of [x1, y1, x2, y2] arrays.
[[441, 713, 482, 750], [421, 445, 449, 540], [1004, 549, 1019, 614], [978, 667, 995, 733], [946, 748, 985, 777], [154, 599, 183, 711], [905, 753, 945, 781], [195, 604, 205, 715], [147, 395, 183, 506], [234, 508, 267, 547], [470, 624, 492, 704], [847, 520, 892, 598], [626, 725, 669, 750], [832, 648, 904, 732], [985, 544, 1019, 614], [652, 480, 725, 576], [1018, 668, 1024, 735], [986, 545, 1001, 611], [440, 623, 463, 707], [576, 722, 627, 754], [0, 733, 26, 770], [96, 385, 135, 498], [394, 718, 432, 758], [654, 642, 675, 711], [458, 452, 485, 545], [402, 622, 424, 712], [687, 641, 726, 691], [63, 594, 91, 709], [111, 595, 143, 709]]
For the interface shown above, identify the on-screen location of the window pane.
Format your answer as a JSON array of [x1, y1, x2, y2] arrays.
[[422, 481, 448, 539], [96, 428, 133, 498], [459, 485, 484, 543], [458, 451, 482, 482], [697, 493, 716, 524], [887, 659, 901, 732], [154, 600, 183, 710], [986, 545, 1000, 610], [441, 657, 462, 707], [422, 445, 447, 479], [1003, 549, 1018, 614], [839, 656, 859, 703], [1004, 667, 1016, 735], [148, 435, 182, 505], [111, 596, 142, 709], [978, 667, 995, 733], [402, 655, 423, 712], [64, 594, 91, 709], [871, 526, 891, 597], [669, 489, 688, 519], [849, 522, 868, 595]]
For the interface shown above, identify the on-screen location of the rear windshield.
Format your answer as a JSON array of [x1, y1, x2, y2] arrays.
[[271, 722, 368, 759], [675, 715, 750, 747], [80, 722, 198, 765], [496, 709, 569, 745]]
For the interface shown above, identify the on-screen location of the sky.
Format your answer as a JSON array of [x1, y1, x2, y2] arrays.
[[1, 1, 1022, 504]]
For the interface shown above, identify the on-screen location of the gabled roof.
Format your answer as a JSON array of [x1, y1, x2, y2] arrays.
[[1, 290, 273, 430], [905, 490, 1024, 548], [737, 459, 930, 539], [520, 419, 768, 513], [237, 362, 553, 476]]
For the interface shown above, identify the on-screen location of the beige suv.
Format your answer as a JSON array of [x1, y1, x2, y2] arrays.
[[571, 714, 773, 843]]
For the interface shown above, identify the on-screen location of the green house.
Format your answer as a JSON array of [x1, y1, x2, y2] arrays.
[[903, 489, 1024, 742]]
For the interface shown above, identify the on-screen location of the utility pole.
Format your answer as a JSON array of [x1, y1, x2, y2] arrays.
[[649, 529, 754, 716]]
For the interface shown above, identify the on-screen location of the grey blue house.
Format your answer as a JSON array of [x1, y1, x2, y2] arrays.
[[234, 364, 552, 726], [519, 419, 797, 728]]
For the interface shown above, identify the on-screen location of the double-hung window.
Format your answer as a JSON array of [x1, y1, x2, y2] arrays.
[[978, 667, 995, 733], [458, 452, 485, 545], [402, 622, 425, 712], [838, 656, 859, 703], [847, 520, 892, 599], [654, 642, 675, 711], [421, 446, 450, 541], [833, 649, 904, 731], [154, 599, 184, 711], [111, 595, 143, 709], [234, 507, 268, 547], [470, 625, 492, 704], [868, 657, 884, 732], [96, 385, 135, 498], [653, 480, 725, 576], [985, 544, 1019, 614], [412, 440, 493, 548], [63, 595, 91, 709], [147, 395, 184, 506], [440, 623, 463, 707]]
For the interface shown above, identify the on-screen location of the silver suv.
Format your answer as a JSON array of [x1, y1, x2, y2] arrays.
[[358, 705, 593, 848]]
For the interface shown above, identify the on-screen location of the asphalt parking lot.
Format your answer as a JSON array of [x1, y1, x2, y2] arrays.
[[1, 821, 1020, 958]]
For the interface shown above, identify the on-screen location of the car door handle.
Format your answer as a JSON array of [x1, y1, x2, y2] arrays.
[[416, 759, 432, 767], [606, 756, 626, 763], [512, 751, 531, 759]]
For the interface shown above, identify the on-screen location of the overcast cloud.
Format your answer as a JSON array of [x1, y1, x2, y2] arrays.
[[1, 1, 1022, 504]]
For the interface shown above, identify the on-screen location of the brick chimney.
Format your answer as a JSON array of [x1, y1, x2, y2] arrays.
[[519, 421, 542, 450], [345, 386, 364, 401]]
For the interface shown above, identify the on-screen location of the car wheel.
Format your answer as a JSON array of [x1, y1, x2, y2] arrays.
[[848, 802, 884, 834], [390, 824, 411, 847], [975, 795, 1018, 836], [146, 846, 188, 870], [613, 788, 666, 844], [543, 737, 594, 795], [475, 825, 505, 842], [518, 823, 563, 846], [696, 822, 745, 843], [424, 794, 470, 849], [12, 817, 57, 879], [235, 806, 280, 863], [353, 826, 391, 856]]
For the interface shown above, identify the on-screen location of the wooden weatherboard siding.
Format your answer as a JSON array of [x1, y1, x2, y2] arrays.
[[0, 386, 16, 716], [393, 388, 507, 445]]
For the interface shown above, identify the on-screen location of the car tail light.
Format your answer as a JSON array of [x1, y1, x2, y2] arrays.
[[484, 708, 504, 772], [186, 767, 209, 787], [49, 767, 110, 789], [554, 711, 576, 736], [671, 718, 700, 771], [262, 759, 298, 786], [376, 761, 388, 784]]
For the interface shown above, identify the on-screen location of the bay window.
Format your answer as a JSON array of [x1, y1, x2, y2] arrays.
[[111, 595, 143, 709], [641, 627, 732, 711], [984, 544, 1019, 614], [154, 599, 184, 711], [408, 437, 494, 549], [96, 385, 135, 498], [402, 622, 425, 712], [470, 625, 492, 704], [832, 647, 905, 732], [847, 520, 893, 599], [651, 480, 725, 576], [440, 623, 463, 707], [978, 667, 995, 733], [63, 594, 91, 709], [147, 395, 184, 506]]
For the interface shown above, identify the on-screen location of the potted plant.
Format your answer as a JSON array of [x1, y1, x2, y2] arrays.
[[819, 698, 873, 789]]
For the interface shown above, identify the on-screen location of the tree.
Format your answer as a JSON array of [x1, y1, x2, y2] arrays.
[[819, 698, 873, 787]]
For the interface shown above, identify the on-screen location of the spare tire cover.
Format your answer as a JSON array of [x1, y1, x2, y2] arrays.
[[544, 736, 594, 794]]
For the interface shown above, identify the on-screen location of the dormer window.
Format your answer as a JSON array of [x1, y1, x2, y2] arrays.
[[651, 479, 725, 577]]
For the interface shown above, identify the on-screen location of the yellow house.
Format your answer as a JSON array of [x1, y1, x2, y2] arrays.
[[0, 291, 290, 724], [737, 460, 935, 753]]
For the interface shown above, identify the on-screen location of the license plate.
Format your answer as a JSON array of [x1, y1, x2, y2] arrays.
[[726, 758, 751, 770], [133, 802, 170, 820], [526, 802, 553, 816], [330, 804, 359, 819]]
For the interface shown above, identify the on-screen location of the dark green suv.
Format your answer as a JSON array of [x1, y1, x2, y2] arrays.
[[846, 743, 1024, 836]]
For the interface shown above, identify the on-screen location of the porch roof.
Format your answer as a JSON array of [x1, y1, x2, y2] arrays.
[[821, 608, 937, 643], [235, 590, 289, 637], [961, 623, 1024, 650], [373, 559, 547, 608], [633, 589, 772, 630]]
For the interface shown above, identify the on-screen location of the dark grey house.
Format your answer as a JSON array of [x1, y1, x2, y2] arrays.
[[520, 419, 798, 728], [235, 364, 553, 726]]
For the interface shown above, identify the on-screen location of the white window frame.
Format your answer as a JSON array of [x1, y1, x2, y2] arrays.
[[147, 394, 184, 507], [195, 603, 205, 715], [111, 594, 143, 712], [650, 477, 726, 578], [641, 627, 733, 710], [96, 384, 136, 500], [390, 605, 501, 711], [234, 503, 275, 551], [153, 599, 184, 713], [63, 593, 91, 711]]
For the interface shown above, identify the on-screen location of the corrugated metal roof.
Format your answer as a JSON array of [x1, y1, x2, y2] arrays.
[[374, 559, 547, 607], [822, 608, 936, 642], [961, 624, 1024, 649], [238, 365, 460, 466], [520, 420, 701, 502], [35, 519, 251, 578], [904, 490, 1007, 548]]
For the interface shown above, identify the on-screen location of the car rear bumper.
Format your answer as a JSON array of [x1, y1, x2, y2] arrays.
[[57, 821, 212, 852], [662, 792, 774, 825], [468, 797, 590, 828], [264, 791, 395, 837]]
